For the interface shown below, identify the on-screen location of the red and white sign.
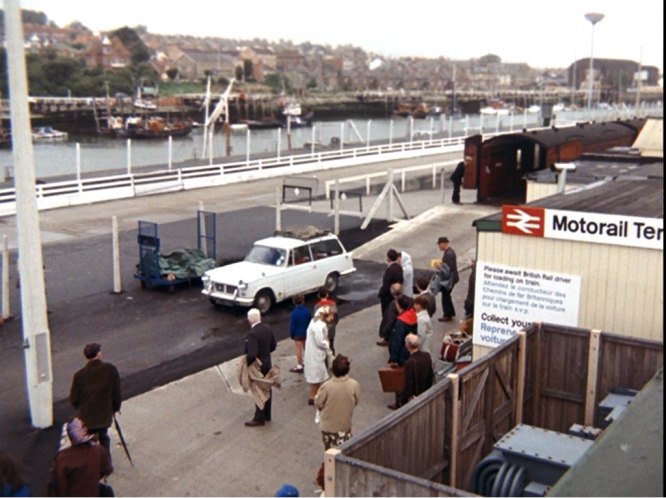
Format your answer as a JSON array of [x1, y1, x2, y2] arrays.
[[502, 206, 545, 237], [501, 205, 663, 251]]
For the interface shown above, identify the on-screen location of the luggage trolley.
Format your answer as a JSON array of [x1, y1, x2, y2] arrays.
[[134, 210, 217, 293]]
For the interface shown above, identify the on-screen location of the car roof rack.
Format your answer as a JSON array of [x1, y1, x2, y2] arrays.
[[273, 225, 330, 240]]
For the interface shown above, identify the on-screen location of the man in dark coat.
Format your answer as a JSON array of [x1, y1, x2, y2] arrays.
[[437, 236, 459, 322], [450, 161, 466, 204], [390, 333, 434, 409], [377, 249, 404, 343], [69, 343, 121, 454], [377, 283, 410, 346], [244, 308, 277, 427]]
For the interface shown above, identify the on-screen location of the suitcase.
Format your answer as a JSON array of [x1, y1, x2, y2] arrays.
[[378, 366, 405, 393]]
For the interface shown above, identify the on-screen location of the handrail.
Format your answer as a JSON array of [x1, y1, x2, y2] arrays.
[[0, 134, 464, 217]]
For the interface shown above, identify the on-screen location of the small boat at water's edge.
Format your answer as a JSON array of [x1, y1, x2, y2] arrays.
[[32, 126, 68, 142]]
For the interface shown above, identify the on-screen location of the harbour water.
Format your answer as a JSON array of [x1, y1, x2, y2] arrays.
[[0, 105, 653, 181]]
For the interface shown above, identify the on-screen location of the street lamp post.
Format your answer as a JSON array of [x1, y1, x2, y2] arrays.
[[584, 12, 605, 111]]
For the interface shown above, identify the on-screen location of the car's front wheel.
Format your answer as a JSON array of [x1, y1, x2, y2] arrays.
[[254, 290, 274, 314]]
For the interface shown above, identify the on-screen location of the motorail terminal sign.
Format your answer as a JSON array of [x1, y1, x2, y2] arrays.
[[473, 261, 581, 348], [502, 205, 663, 251]]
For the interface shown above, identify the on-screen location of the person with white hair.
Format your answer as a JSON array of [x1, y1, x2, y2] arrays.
[[387, 333, 433, 410], [303, 305, 334, 405], [243, 308, 277, 427]]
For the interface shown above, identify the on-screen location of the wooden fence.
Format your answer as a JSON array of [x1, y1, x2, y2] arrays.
[[327, 323, 663, 496]]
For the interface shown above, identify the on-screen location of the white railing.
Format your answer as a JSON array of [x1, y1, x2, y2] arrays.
[[1, 102, 661, 218], [324, 160, 460, 199], [0, 135, 466, 217]]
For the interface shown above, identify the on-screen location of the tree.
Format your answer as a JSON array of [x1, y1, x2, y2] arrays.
[[235, 65, 244, 81], [166, 68, 179, 81], [478, 54, 501, 66], [243, 59, 255, 82], [111, 26, 150, 66]]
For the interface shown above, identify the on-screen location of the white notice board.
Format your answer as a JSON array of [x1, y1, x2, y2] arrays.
[[473, 261, 581, 348]]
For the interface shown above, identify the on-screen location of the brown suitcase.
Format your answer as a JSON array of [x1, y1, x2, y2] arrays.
[[378, 366, 405, 393]]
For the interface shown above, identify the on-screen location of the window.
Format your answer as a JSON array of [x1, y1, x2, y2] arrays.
[[290, 245, 312, 266], [310, 238, 344, 260], [245, 245, 287, 267]]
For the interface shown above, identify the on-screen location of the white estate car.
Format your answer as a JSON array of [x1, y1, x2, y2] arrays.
[[201, 228, 356, 313]]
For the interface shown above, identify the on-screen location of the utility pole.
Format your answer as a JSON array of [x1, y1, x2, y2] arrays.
[[4, 0, 53, 427]]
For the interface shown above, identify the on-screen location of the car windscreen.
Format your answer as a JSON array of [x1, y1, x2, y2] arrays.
[[244, 245, 287, 266]]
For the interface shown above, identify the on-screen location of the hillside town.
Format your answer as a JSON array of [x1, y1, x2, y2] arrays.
[[0, 8, 661, 103]]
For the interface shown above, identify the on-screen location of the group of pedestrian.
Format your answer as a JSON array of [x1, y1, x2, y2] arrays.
[[36, 342, 123, 496], [374, 236, 463, 410]]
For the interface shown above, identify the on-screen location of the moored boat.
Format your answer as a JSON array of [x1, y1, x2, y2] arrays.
[[32, 126, 68, 142]]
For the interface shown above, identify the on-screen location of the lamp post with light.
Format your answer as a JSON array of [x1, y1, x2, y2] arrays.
[[584, 12, 605, 111]]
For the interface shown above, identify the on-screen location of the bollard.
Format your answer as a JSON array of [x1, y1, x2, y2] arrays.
[[112, 216, 122, 294]]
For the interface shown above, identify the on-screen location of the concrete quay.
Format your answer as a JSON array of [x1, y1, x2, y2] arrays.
[[97, 199, 496, 497]]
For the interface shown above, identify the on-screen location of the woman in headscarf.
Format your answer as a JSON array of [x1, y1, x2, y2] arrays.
[[303, 306, 334, 405], [48, 417, 113, 497]]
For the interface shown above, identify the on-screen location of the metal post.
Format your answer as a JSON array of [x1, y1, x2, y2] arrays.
[[111, 216, 122, 294], [387, 168, 394, 220], [167, 135, 173, 171], [276, 128, 281, 161], [209, 129, 214, 165], [311, 124, 316, 156], [287, 113, 292, 151], [198, 201, 207, 257], [246, 128, 251, 165], [339, 122, 344, 152], [429, 116, 434, 143], [449, 115, 453, 139], [4, 0, 53, 428], [75, 142, 81, 184], [333, 179, 340, 235], [510, 112, 514, 132], [126, 139, 132, 175], [409, 116, 414, 145], [366, 119, 371, 149], [388, 119, 393, 146], [275, 187, 282, 231], [523, 109, 527, 129], [2, 234, 10, 319]]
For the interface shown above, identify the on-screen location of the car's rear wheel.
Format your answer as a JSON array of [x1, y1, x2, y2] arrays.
[[324, 272, 339, 293], [254, 290, 274, 314]]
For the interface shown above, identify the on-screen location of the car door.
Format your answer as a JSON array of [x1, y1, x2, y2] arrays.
[[284, 244, 316, 295]]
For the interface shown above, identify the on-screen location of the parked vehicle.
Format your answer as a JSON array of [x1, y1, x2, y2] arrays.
[[201, 227, 356, 313]]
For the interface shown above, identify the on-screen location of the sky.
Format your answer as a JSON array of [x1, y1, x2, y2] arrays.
[[6, 0, 664, 72]]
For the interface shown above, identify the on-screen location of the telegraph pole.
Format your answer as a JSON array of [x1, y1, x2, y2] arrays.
[[4, 0, 53, 428]]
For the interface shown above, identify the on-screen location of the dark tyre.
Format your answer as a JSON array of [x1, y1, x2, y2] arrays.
[[254, 290, 274, 314], [324, 272, 339, 293]]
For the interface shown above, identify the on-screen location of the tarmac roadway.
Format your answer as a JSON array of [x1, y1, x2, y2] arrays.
[[0, 152, 500, 495]]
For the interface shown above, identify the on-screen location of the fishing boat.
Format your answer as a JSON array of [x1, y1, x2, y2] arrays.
[[32, 126, 68, 142], [113, 116, 193, 139]]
